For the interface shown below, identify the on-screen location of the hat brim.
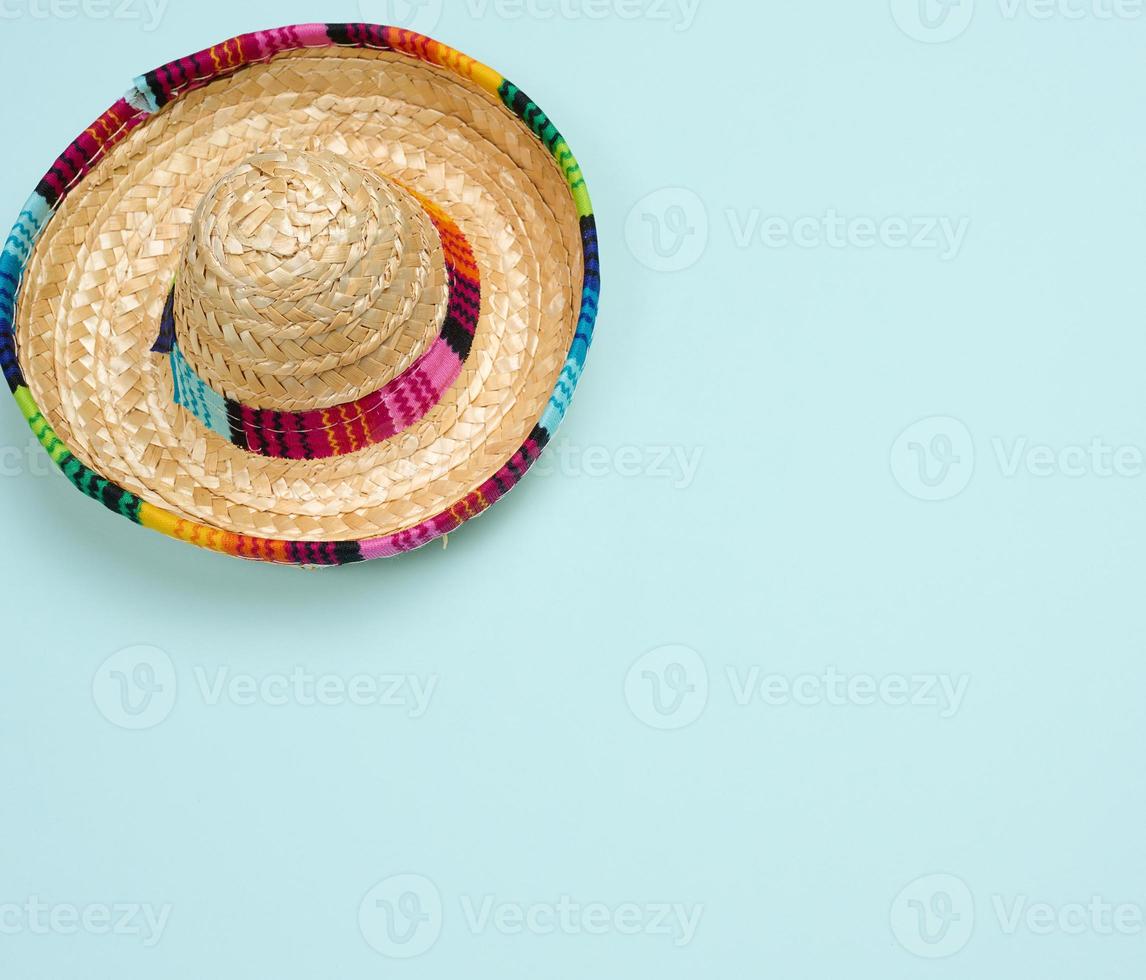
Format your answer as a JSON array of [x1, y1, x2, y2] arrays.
[[1, 25, 599, 564]]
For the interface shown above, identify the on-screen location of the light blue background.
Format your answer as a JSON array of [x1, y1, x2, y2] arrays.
[[2, 0, 1145, 976]]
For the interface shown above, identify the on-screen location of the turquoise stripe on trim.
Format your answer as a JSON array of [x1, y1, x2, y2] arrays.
[[538, 281, 597, 432], [4, 193, 52, 260], [129, 77, 162, 113], [170, 345, 230, 436]]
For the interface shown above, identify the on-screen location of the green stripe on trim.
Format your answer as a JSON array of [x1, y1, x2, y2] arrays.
[[499, 82, 563, 150], [121, 494, 143, 522], [17, 386, 144, 523], [23, 410, 70, 464], [552, 138, 594, 217], [59, 452, 145, 523], [570, 183, 593, 220], [13, 385, 38, 422]]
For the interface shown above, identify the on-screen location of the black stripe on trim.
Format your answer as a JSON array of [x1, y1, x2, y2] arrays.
[[333, 540, 365, 564], [226, 398, 248, 451], [325, 23, 356, 45], [439, 314, 473, 358], [528, 422, 552, 450]]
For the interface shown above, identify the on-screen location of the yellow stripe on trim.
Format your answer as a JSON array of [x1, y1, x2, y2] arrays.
[[138, 501, 181, 536], [469, 63, 504, 97]]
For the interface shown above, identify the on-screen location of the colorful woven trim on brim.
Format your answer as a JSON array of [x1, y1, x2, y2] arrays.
[[152, 189, 480, 461], [0, 24, 600, 564]]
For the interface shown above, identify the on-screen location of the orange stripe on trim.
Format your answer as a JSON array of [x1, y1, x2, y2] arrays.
[[321, 409, 339, 456], [339, 404, 358, 453]]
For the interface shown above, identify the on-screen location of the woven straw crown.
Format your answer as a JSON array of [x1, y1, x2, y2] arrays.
[[175, 149, 448, 410]]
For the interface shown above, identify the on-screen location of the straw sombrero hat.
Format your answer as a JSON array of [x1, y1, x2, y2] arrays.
[[0, 24, 599, 565]]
